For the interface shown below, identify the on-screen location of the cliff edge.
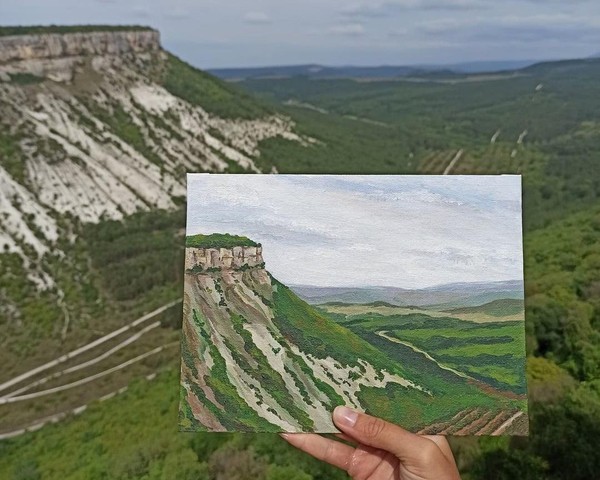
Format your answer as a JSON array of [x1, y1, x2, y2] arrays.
[[0, 27, 160, 63]]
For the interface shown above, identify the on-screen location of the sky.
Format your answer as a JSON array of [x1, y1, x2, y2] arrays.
[[2, 1, 600, 68], [186, 175, 524, 289]]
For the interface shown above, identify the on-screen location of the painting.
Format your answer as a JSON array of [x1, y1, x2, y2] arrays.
[[179, 174, 528, 435]]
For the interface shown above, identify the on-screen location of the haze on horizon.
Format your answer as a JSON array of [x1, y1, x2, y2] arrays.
[[1, 0, 599, 69]]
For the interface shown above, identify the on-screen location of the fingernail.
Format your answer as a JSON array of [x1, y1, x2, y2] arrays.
[[334, 406, 358, 428], [279, 433, 289, 439]]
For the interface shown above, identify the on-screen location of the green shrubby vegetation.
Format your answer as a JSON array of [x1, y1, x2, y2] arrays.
[[0, 369, 346, 479], [0, 25, 154, 36], [0, 130, 26, 184], [186, 233, 258, 249], [242, 59, 600, 145], [254, 106, 432, 174], [162, 54, 274, 120], [524, 207, 600, 380], [4, 73, 43, 85], [463, 207, 600, 479], [81, 209, 186, 301]]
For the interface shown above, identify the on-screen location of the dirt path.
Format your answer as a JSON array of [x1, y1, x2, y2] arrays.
[[0, 343, 178, 405], [343, 115, 390, 127], [443, 149, 463, 174], [0, 299, 181, 394], [377, 331, 470, 379], [492, 410, 524, 435], [283, 99, 328, 114], [3, 321, 161, 398], [376, 331, 526, 401]]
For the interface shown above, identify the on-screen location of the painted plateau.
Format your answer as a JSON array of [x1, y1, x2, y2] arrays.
[[179, 175, 528, 434]]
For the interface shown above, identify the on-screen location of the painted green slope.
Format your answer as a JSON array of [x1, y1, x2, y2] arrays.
[[342, 312, 527, 394], [272, 279, 410, 375], [445, 298, 525, 317], [272, 280, 523, 428]]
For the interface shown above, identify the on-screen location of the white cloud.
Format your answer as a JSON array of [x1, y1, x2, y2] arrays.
[[187, 175, 524, 289], [417, 14, 600, 43]]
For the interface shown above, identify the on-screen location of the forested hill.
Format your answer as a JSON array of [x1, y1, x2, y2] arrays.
[[0, 25, 599, 480], [208, 59, 538, 80]]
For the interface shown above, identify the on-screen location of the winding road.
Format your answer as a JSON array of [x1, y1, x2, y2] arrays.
[[492, 411, 524, 435], [4, 321, 162, 398], [0, 343, 178, 404], [0, 299, 181, 394], [376, 331, 470, 379]]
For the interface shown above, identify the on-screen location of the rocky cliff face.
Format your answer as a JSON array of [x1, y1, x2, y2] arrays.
[[0, 30, 160, 63], [0, 30, 160, 83], [0, 28, 314, 277], [185, 246, 264, 270]]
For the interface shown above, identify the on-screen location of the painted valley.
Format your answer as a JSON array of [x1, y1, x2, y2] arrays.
[[179, 175, 528, 435]]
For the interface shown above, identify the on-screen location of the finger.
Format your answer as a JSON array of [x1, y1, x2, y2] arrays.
[[423, 435, 457, 468], [335, 432, 357, 444], [280, 433, 355, 470], [332, 406, 429, 461], [366, 450, 398, 479]]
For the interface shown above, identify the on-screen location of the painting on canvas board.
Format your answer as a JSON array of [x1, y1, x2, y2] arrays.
[[179, 174, 528, 435]]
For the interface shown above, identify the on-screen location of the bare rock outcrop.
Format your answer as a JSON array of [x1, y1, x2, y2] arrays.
[[185, 246, 264, 271], [0, 30, 160, 63]]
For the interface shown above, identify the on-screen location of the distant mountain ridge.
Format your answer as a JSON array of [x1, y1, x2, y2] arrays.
[[444, 298, 524, 317], [290, 280, 523, 308], [209, 60, 540, 81]]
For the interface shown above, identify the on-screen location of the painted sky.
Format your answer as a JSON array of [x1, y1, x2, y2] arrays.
[[187, 175, 524, 289], [2, 1, 600, 68]]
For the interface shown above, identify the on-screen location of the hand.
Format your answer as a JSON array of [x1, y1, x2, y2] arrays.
[[281, 406, 461, 480]]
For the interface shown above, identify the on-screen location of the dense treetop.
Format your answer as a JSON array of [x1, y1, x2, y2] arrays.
[[186, 233, 259, 249], [0, 25, 155, 37]]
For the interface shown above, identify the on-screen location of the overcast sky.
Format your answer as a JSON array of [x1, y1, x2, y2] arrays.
[[187, 175, 524, 289], [2, 1, 600, 68]]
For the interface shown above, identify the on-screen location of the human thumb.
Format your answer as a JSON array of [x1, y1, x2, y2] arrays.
[[333, 407, 460, 479], [333, 406, 427, 458]]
